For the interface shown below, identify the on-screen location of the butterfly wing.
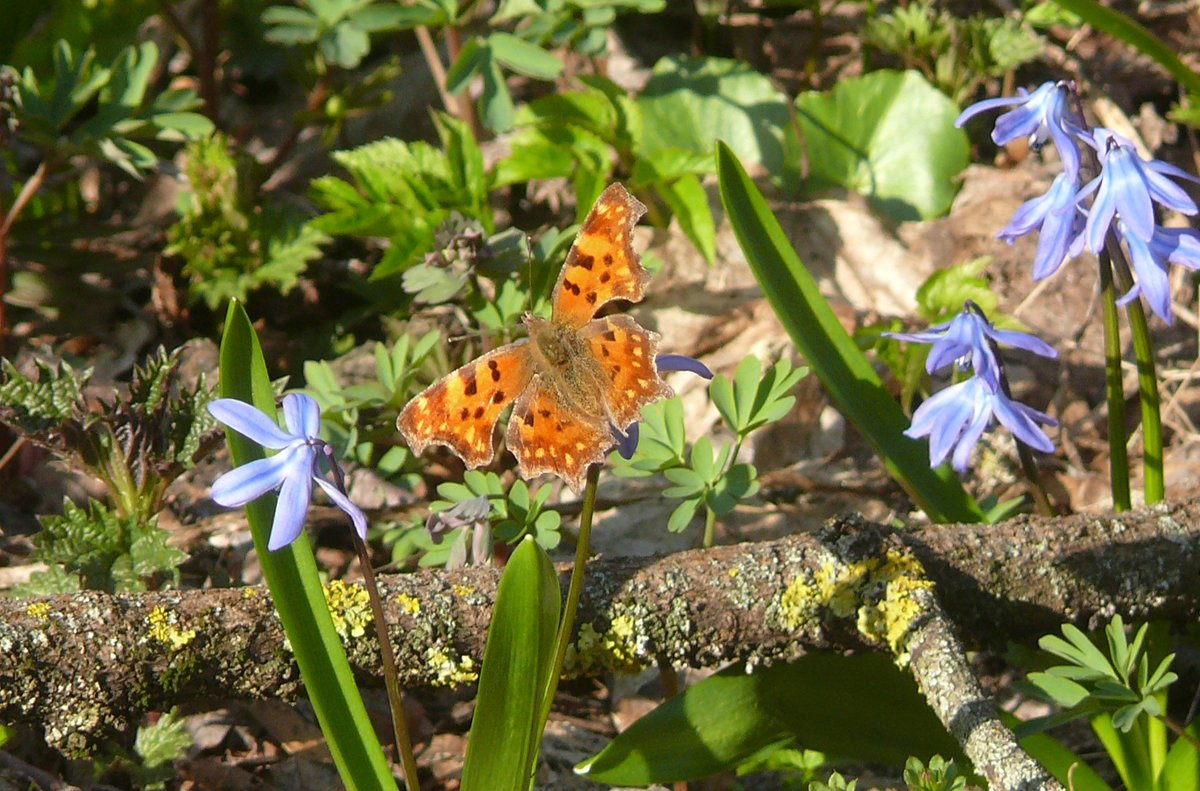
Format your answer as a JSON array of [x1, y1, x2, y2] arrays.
[[551, 183, 650, 329], [506, 375, 613, 494], [398, 341, 534, 468], [582, 314, 673, 429]]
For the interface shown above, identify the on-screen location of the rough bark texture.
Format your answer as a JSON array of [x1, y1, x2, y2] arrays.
[[2, 498, 1199, 763]]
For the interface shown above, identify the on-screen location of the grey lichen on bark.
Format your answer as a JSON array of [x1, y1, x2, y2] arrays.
[[1, 497, 1198, 770]]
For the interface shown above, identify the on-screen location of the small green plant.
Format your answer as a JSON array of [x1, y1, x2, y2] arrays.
[[1025, 616, 1177, 733], [809, 771, 856, 791], [262, 0, 409, 70], [0, 347, 220, 524], [426, 469, 562, 565], [903, 755, 966, 791], [309, 114, 491, 283], [166, 132, 330, 309], [613, 356, 805, 545], [864, 1, 1042, 105], [131, 709, 193, 791], [12, 499, 187, 595]]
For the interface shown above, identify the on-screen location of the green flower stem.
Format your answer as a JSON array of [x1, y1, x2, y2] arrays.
[[1014, 442, 1054, 517], [354, 535, 421, 791], [1098, 252, 1133, 511], [536, 464, 602, 741], [1105, 238, 1164, 505], [702, 506, 717, 549]]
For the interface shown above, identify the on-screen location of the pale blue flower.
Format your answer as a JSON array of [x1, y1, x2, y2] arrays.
[[905, 376, 1058, 473], [1116, 223, 1200, 323], [957, 81, 1082, 177], [1078, 128, 1200, 251], [998, 171, 1087, 280], [886, 304, 1057, 391], [209, 393, 368, 551]]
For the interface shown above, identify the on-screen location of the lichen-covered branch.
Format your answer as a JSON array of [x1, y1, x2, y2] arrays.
[[2, 498, 1199, 758]]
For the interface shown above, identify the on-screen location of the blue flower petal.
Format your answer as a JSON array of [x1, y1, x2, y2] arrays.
[[987, 329, 1058, 359], [315, 478, 370, 540], [990, 395, 1056, 453], [611, 421, 640, 459], [656, 354, 714, 379], [956, 93, 1029, 128], [270, 458, 315, 551], [283, 393, 322, 439], [208, 398, 295, 449], [210, 443, 305, 506]]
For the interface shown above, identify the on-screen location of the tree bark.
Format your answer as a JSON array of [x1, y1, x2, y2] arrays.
[[2, 497, 1198, 765]]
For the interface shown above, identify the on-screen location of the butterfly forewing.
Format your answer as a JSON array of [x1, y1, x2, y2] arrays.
[[582, 314, 673, 428], [551, 183, 651, 328], [397, 342, 533, 468], [506, 375, 613, 493]]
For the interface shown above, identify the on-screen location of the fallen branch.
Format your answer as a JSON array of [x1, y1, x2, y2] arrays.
[[2, 497, 1198, 762]]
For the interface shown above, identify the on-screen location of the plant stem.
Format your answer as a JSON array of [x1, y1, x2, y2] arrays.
[[1098, 251, 1132, 511], [702, 505, 717, 548], [1105, 236, 1163, 505], [0, 160, 48, 355], [354, 534, 421, 791], [535, 464, 601, 741], [414, 26, 458, 119]]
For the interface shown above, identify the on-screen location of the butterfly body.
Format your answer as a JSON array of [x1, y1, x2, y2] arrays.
[[398, 183, 672, 493]]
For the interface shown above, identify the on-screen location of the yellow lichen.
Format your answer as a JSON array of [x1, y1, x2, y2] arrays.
[[776, 548, 933, 664], [25, 602, 51, 619], [426, 647, 478, 685], [241, 587, 259, 598], [147, 605, 196, 650], [565, 616, 648, 675], [452, 583, 475, 598], [728, 567, 740, 578], [395, 593, 421, 615], [323, 579, 371, 639]]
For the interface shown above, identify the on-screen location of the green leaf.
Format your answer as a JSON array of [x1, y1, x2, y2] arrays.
[[134, 707, 192, 791], [487, 32, 564, 80], [654, 174, 717, 264], [667, 497, 701, 532], [461, 537, 560, 791], [446, 37, 488, 94], [480, 56, 515, 132], [1026, 672, 1089, 708], [1160, 720, 1200, 791], [218, 301, 398, 791], [716, 142, 982, 524], [794, 70, 969, 220], [638, 55, 791, 176], [1009, 715, 1115, 791], [577, 652, 962, 784]]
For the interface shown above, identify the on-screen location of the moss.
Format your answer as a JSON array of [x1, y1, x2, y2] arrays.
[[323, 579, 371, 639], [146, 605, 196, 651]]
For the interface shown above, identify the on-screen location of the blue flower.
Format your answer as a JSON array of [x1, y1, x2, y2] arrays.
[[1078, 128, 1200, 252], [1116, 222, 1200, 323], [886, 304, 1057, 390], [905, 376, 1058, 473], [957, 81, 1082, 177], [611, 354, 713, 460], [209, 393, 368, 551], [997, 171, 1087, 280]]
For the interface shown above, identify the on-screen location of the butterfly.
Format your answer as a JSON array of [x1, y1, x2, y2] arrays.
[[397, 183, 673, 493]]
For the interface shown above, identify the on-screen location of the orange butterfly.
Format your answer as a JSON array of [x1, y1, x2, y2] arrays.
[[397, 183, 673, 493]]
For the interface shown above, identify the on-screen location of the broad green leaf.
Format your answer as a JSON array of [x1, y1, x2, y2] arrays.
[[667, 497, 701, 532], [1007, 712, 1115, 791], [577, 652, 962, 785], [655, 174, 716, 264], [218, 301, 398, 791], [460, 537, 560, 791], [1160, 721, 1200, 791], [717, 142, 983, 523], [795, 69, 968, 220], [637, 55, 791, 175], [487, 32, 563, 80]]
